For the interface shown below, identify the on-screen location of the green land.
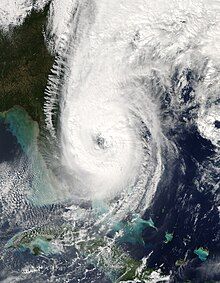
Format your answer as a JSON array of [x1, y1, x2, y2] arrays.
[[0, 5, 54, 125]]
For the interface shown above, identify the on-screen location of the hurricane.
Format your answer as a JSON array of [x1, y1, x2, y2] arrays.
[[0, 0, 220, 282], [44, 0, 177, 215]]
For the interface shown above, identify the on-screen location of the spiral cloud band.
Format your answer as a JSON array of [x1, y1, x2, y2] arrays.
[[60, 41, 163, 208], [43, 0, 220, 216], [43, 0, 168, 214]]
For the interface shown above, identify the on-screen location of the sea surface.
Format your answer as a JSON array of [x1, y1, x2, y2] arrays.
[[0, 1, 220, 283]]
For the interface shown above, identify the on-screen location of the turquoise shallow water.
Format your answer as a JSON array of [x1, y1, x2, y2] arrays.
[[0, 107, 218, 282], [0, 106, 39, 155], [0, 108, 157, 281], [0, 106, 61, 205]]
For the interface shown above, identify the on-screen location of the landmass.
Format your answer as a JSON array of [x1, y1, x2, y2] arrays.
[[0, 5, 54, 125]]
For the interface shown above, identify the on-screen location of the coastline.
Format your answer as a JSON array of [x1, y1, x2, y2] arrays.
[[0, 4, 54, 125]]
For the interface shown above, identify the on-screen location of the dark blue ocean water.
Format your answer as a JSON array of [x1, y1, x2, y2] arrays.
[[0, 115, 219, 282], [0, 119, 22, 162], [144, 132, 220, 282]]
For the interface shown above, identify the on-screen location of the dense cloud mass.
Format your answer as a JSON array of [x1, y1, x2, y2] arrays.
[[0, 0, 219, 282]]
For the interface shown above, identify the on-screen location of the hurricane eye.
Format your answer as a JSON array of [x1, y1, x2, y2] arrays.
[[94, 134, 109, 150]]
